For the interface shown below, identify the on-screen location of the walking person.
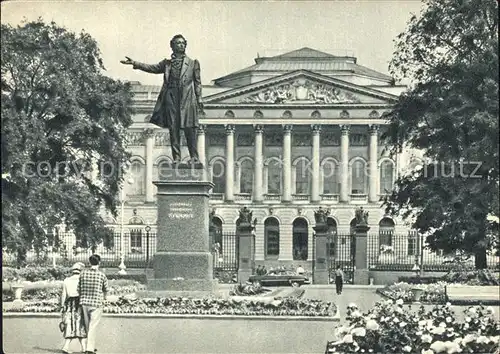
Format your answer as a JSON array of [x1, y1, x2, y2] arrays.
[[78, 254, 109, 354], [60, 262, 87, 354], [335, 265, 344, 295]]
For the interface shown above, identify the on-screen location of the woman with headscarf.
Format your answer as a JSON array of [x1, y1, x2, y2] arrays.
[[60, 262, 87, 354]]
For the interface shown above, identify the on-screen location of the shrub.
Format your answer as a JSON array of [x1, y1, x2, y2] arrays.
[[105, 273, 147, 284], [326, 301, 499, 354]]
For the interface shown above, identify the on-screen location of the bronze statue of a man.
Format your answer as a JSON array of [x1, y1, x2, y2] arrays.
[[121, 34, 203, 163]]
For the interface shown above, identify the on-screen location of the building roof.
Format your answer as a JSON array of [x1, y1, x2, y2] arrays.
[[214, 47, 393, 85]]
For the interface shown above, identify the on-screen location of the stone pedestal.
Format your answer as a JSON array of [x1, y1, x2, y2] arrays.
[[354, 223, 370, 285], [313, 224, 329, 285], [237, 223, 255, 283], [149, 163, 217, 294]]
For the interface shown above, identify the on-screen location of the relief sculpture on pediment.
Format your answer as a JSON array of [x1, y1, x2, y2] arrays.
[[240, 79, 362, 104]]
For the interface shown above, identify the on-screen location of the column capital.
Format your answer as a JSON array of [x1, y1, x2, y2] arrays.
[[369, 124, 379, 135], [340, 125, 350, 135], [225, 124, 235, 134], [282, 124, 293, 133], [253, 124, 264, 133], [197, 124, 207, 135], [311, 124, 322, 134]]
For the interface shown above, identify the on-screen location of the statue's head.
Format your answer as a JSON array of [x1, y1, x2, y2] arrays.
[[170, 34, 187, 54]]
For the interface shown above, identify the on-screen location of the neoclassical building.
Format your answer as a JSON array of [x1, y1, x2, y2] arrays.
[[115, 48, 424, 269]]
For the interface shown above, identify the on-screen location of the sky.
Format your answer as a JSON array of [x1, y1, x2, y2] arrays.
[[1, 1, 424, 86]]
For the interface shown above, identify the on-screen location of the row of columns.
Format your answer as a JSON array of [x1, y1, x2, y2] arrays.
[[198, 124, 379, 203], [140, 124, 380, 203]]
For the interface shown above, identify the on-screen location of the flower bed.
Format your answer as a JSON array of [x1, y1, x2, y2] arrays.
[[229, 283, 271, 296], [2, 279, 146, 302], [325, 301, 499, 354], [377, 282, 447, 304], [4, 296, 337, 317]]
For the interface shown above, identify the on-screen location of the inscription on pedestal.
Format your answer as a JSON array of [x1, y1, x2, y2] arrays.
[[168, 202, 194, 219]]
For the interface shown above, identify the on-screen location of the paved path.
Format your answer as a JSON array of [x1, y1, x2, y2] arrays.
[[3, 287, 384, 354]]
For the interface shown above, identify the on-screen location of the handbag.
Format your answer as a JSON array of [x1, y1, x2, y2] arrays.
[[59, 320, 66, 333]]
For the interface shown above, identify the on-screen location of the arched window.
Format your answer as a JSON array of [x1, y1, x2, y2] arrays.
[[351, 160, 367, 194], [264, 217, 280, 258], [212, 217, 223, 248], [322, 160, 339, 194], [211, 159, 226, 194], [293, 218, 308, 260], [295, 159, 310, 194], [350, 218, 357, 236], [154, 159, 172, 182], [327, 217, 337, 257], [127, 160, 145, 196], [266, 158, 282, 194], [380, 160, 394, 195], [379, 217, 395, 246], [239, 159, 254, 194]]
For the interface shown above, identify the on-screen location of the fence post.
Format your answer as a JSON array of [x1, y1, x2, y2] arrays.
[[145, 225, 151, 268], [236, 207, 255, 283]]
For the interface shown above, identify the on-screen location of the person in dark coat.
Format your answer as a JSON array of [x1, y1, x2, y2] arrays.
[[121, 34, 203, 162], [335, 265, 345, 295]]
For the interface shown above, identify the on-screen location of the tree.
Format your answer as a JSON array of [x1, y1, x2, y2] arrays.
[[383, 0, 499, 269], [1, 19, 133, 264]]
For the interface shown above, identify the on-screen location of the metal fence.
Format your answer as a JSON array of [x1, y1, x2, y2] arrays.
[[2, 229, 157, 269], [213, 231, 239, 283], [367, 230, 500, 271], [327, 232, 355, 284]]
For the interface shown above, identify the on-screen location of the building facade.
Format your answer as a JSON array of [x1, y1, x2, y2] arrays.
[[112, 48, 425, 269]]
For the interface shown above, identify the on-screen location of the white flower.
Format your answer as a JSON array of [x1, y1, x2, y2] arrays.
[[351, 327, 366, 337], [343, 334, 354, 343], [335, 326, 348, 336], [468, 307, 477, 315], [365, 319, 380, 331], [476, 336, 489, 344], [416, 331, 423, 336], [403, 345, 412, 352], [426, 319, 434, 327], [465, 317, 471, 322], [439, 322, 447, 328], [443, 341, 461, 354], [445, 302, 451, 307], [463, 323, 469, 330], [422, 349, 435, 354], [486, 306, 495, 315], [393, 317, 400, 323], [430, 341, 447, 353], [351, 310, 362, 318], [386, 299, 394, 305], [396, 299, 404, 305], [400, 321, 407, 328], [432, 327, 446, 335], [348, 302, 358, 308], [453, 337, 462, 345], [462, 334, 475, 344], [445, 317, 453, 323], [419, 320, 427, 327], [422, 334, 433, 343], [490, 336, 499, 344]]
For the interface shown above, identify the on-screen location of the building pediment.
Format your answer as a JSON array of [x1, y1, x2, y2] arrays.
[[204, 70, 398, 106]]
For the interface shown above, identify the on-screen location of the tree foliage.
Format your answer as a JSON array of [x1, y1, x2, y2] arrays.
[[1, 19, 133, 262], [383, 0, 499, 268]]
